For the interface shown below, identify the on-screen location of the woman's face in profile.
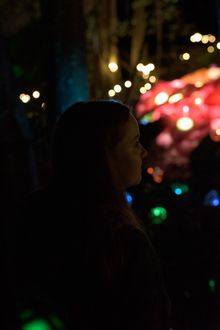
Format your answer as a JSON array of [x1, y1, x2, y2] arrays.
[[112, 114, 147, 190]]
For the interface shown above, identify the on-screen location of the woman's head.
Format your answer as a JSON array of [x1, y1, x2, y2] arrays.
[[51, 100, 147, 201]]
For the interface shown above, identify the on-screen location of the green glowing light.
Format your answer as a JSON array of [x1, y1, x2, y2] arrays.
[[209, 279, 216, 292], [22, 319, 52, 330], [149, 206, 167, 224]]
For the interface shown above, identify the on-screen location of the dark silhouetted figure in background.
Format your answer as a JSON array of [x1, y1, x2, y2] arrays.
[[16, 100, 171, 330]]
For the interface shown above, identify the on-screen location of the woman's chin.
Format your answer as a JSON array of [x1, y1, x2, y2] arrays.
[[127, 176, 142, 188]]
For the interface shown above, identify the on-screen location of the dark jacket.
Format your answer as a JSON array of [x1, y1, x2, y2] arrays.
[[16, 190, 171, 330]]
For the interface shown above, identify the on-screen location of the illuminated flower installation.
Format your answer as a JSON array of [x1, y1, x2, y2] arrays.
[[136, 66, 220, 180]]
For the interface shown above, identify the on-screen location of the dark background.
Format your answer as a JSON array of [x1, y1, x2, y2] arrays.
[[0, 1, 220, 329]]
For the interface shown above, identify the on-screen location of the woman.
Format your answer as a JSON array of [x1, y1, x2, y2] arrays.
[[16, 100, 171, 330]]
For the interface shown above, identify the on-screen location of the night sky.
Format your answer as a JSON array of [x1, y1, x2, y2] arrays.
[[179, 0, 219, 35]]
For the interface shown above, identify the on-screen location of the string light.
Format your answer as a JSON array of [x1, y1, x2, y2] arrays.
[[149, 76, 157, 83], [32, 91, 40, 98], [108, 89, 116, 97], [108, 62, 118, 72], [216, 128, 220, 135], [207, 46, 215, 53], [142, 66, 151, 75], [143, 74, 149, 79], [180, 53, 190, 61], [208, 67, 220, 79], [190, 32, 202, 42], [217, 42, 220, 50], [140, 87, 147, 94], [169, 93, 184, 104], [136, 63, 144, 71], [144, 83, 152, 90], [190, 32, 218, 45], [182, 105, 190, 114], [194, 81, 203, 88], [208, 35, 216, 43], [147, 63, 155, 71], [113, 84, 122, 93], [41, 102, 47, 110], [194, 97, 203, 105], [124, 80, 132, 88], [19, 93, 31, 103], [176, 117, 194, 131], [154, 92, 169, 105]]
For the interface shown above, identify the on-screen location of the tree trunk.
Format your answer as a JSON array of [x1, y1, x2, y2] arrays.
[[42, 0, 89, 121]]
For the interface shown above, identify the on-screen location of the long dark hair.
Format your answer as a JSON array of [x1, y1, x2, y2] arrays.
[[51, 100, 143, 234]]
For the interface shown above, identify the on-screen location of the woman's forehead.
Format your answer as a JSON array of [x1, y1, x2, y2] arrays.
[[127, 114, 140, 135], [120, 115, 140, 142]]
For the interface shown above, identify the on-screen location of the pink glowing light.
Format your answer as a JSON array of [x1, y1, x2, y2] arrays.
[[135, 67, 220, 178]]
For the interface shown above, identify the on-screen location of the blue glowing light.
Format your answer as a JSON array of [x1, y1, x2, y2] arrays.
[[204, 190, 220, 207], [174, 188, 182, 195], [139, 118, 150, 125], [139, 113, 154, 126], [212, 198, 220, 207], [125, 192, 133, 205]]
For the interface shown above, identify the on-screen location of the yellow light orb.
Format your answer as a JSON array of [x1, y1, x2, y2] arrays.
[[124, 80, 132, 88], [208, 67, 220, 80], [19, 93, 31, 103], [113, 84, 122, 93], [149, 76, 156, 83], [136, 63, 144, 71], [142, 66, 150, 75], [195, 97, 203, 105], [32, 91, 40, 98], [176, 117, 194, 131], [41, 102, 47, 109], [154, 92, 169, 105], [207, 46, 215, 53], [183, 105, 190, 113], [210, 129, 220, 142], [195, 81, 203, 88], [217, 42, 220, 50], [142, 73, 149, 79], [108, 89, 116, 97], [208, 35, 216, 43], [108, 62, 118, 72], [180, 53, 190, 60], [140, 87, 147, 94], [144, 83, 152, 90], [146, 63, 155, 71], [190, 32, 202, 42], [169, 93, 183, 104], [202, 35, 209, 43]]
